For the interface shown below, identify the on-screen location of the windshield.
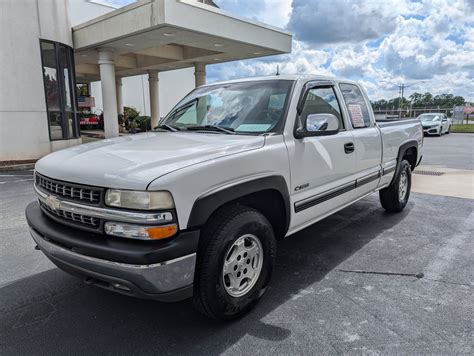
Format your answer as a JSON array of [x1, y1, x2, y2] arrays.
[[160, 80, 294, 134], [418, 114, 441, 122]]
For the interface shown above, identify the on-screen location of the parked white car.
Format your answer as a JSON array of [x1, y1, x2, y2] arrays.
[[27, 75, 423, 320], [417, 113, 451, 136]]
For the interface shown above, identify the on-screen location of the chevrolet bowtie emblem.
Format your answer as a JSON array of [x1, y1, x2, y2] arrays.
[[46, 195, 61, 211]]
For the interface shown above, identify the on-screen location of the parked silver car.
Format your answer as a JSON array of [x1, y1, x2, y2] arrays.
[[417, 113, 451, 136]]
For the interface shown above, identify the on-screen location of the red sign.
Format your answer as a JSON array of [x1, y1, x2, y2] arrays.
[[80, 116, 98, 125]]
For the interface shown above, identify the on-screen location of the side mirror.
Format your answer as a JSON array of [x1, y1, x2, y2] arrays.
[[295, 113, 340, 138]]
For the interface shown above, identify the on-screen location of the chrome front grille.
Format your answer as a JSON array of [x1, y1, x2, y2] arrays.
[[40, 201, 100, 228], [36, 173, 102, 205]]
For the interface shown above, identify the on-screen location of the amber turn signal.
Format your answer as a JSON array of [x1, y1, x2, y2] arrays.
[[146, 224, 178, 240]]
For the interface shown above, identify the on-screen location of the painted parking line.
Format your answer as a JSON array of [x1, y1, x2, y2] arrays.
[[0, 178, 34, 185]]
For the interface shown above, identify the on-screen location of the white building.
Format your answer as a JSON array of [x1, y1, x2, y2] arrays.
[[0, 0, 291, 162]]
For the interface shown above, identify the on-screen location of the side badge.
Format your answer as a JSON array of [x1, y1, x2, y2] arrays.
[[295, 183, 309, 192]]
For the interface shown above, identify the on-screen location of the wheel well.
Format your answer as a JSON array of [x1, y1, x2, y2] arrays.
[[235, 189, 288, 239], [403, 146, 417, 170], [187, 176, 290, 238], [206, 189, 288, 240]]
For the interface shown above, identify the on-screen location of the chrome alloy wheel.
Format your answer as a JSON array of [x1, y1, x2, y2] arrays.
[[222, 234, 263, 298], [399, 169, 408, 201]]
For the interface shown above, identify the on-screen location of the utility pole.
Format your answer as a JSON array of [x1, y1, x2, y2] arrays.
[[381, 80, 426, 119]]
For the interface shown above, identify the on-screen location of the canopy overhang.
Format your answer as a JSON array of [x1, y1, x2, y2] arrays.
[[73, 0, 292, 81]]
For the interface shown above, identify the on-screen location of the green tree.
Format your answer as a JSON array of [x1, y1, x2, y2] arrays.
[[409, 92, 423, 106], [421, 92, 433, 106]]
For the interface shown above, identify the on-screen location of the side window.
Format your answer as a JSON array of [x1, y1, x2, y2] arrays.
[[175, 102, 198, 124], [339, 83, 371, 128], [299, 87, 344, 129]]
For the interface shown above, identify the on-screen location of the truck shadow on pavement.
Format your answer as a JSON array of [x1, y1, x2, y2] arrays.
[[0, 196, 412, 355]]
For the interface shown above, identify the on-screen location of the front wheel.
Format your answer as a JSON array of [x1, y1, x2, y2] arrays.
[[379, 159, 412, 212], [192, 205, 276, 320]]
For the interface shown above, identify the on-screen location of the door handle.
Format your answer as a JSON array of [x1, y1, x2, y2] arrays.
[[344, 142, 355, 154]]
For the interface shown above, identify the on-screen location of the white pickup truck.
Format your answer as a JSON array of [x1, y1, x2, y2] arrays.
[[26, 75, 423, 320]]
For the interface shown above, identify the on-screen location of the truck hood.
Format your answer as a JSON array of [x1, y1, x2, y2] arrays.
[[36, 132, 265, 190]]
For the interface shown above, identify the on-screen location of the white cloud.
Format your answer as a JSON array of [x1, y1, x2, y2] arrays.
[[210, 0, 474, 101], [287, 0, 417, 45]]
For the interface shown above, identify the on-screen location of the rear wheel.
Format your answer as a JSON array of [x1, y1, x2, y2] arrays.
[[379, 159, 411, 212], [192, 205, 276, 320]]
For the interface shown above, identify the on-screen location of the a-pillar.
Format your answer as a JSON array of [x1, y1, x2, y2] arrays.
[[98, 49, 118, 138], [194, 63, 206, 87], [148, 70, 159, 129]]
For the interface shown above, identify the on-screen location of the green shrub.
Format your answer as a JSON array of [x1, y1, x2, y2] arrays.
[[124, 106, 139, 120], [134, 116, 151, 131]]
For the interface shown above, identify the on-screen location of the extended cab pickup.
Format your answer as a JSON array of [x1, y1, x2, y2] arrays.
[[26, 75, 423, 320]]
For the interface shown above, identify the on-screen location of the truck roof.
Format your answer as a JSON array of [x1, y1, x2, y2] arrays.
[[202, 74, 359, 87]]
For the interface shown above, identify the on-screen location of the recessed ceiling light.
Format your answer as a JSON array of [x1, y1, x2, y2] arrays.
[[168, 65, 176, 68], [214, 43, 224, 47], [125, 43, 135, 46], [213, 58, 220, 61], [163, 32, 174, 37], [81, 54, 88, 57], [253, 52, 262, 55]]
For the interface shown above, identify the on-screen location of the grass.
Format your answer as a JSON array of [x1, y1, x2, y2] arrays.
[[451, 124, 474, 133]]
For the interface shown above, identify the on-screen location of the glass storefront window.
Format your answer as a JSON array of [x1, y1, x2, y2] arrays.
[[40, 40, 79, 140]]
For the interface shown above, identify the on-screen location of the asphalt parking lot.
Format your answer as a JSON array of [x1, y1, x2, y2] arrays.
[[1, 133, 473, 354]]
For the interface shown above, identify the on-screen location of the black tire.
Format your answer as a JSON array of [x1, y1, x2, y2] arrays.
[[379, 159, 411, 212], [446, 126, 451, 134], [192, 204, 276, 320]]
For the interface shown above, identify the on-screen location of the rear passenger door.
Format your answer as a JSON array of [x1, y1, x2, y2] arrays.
[[338, 83, 382, 195]]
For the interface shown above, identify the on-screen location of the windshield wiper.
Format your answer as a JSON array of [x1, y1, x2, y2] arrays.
[[154, 124, 180, 132], [186, 125, 236, 134]]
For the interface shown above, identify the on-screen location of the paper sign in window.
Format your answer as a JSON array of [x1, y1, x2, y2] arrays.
[[348, 104, 365, 128]]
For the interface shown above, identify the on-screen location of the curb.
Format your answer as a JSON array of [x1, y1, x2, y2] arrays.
[[0, 163, 35, 172]]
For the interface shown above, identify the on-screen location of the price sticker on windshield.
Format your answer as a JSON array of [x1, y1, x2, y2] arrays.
[[348, 104, 365, 128]]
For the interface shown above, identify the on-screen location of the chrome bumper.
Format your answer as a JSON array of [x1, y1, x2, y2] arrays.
[[31, 228, 196, 301]]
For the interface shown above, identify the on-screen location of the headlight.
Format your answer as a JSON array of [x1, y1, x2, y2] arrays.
[[105, 190, 174, 210]]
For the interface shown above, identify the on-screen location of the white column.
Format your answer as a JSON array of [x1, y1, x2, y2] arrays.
[[116, 77, 123, 116], [194, 63, 206, 87], [148, 70, 159, 129], [98, 49, 118, 138]]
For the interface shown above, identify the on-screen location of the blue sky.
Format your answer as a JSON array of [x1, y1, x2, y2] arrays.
[[105, 0, 474, 101]]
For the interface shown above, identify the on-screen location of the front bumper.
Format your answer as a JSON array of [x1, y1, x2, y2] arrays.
[[423, 126, 440, 135], [26, 201, 199, 302]]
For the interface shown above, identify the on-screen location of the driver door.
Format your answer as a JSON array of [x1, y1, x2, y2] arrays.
[[285, 83, 357, 231]]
